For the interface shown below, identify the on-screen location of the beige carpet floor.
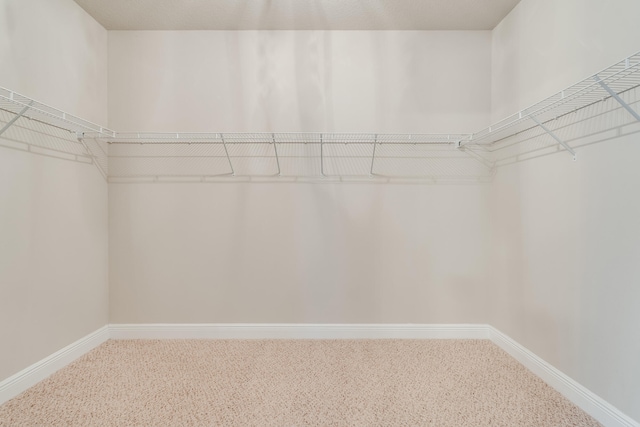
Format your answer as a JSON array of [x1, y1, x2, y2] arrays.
[[0, 339, 600, 426]]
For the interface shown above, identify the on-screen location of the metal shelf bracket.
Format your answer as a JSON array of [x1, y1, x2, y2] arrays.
[[0, 101, 32, 137], [320, 133, 326, 177], [529, 115, 577, 161], [594, 74, 640, 122], [370, 134, 377, 177], [220, 133, 235, 176], [272, 133, 281, 176]]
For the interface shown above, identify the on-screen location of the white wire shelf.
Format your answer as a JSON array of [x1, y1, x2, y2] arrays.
[[0, 87, 114, 137], [1, 50, 640, 182], [106, 139, 492, 182], [0, 87, 113, 178], [103, 132, 490, 182], [465, 51, 640, 164], [101, 132, 466, 145]]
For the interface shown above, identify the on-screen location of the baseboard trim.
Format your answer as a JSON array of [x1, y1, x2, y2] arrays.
[[0, 326, 109, 405], [109, 323, 489, 340], [488, 326, 639, 427]]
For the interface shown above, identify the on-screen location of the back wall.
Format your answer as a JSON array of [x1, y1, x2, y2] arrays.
[[107, 30, 494, 324]]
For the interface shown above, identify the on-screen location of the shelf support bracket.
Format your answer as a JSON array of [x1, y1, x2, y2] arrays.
[[594, 74, 640, 122], [272, 133, 281, 176], [320, 133, 326, 177], [370, 134, 377, 177], [0, 102, 32, 137], [220, 133, 235, 176], [530, 115, 577, 161]]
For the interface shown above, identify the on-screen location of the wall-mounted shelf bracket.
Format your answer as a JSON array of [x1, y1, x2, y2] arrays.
[[529, 115, 577, 161], [320, 133, 326, 177], [594, 74, 640, 122], [0, 102, 32, 137], [271, 133, 281, 176], [370, 134, 378, 177], [219, 133, 235, 176]]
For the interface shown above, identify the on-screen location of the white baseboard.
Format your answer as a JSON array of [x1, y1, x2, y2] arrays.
[[109, 323, 489, 340], [0, 326, 109, 405], [488, 326, 639, 427]]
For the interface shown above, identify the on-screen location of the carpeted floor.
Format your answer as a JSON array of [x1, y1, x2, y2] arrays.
[[0, 339, 600, 426]]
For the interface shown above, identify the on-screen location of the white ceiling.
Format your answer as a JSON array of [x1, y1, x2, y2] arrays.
[[73, 0, 521, 31]]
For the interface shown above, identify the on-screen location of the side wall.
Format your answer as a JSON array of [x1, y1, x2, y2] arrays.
[[0, 0, 109, 381], [490, 0, 640, 420], [107, 31, 494, 324]]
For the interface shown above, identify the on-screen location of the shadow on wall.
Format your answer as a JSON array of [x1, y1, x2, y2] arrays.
[[296, 184, 387, 322], [225, 32, 247, 131], [293, 32, 330, 131], [488, 164, 526, 338]]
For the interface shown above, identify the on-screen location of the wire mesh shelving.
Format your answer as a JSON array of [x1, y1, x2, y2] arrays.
[[1, 51, 640, 183]]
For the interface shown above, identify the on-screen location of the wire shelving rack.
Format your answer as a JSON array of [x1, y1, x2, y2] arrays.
[[465, 51, 640, 166], [1, 51, 640, 183]]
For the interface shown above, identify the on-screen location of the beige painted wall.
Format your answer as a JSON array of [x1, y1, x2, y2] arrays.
[[108, 31, 491, 133], [490, 0, 640, 420], [107, 30, 494, 324], [109, 182, 492, 323], [0, 0, 108, 381]]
